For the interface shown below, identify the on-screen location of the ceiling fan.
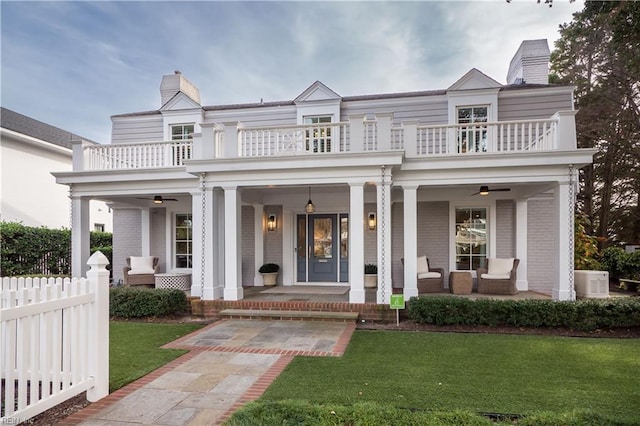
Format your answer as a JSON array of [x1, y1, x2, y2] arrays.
[[472, 185, 511, 196], [136, 195, 179, 204]]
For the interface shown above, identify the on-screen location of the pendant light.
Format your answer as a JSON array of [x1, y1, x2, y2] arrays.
[[305, 187, 316, 213]]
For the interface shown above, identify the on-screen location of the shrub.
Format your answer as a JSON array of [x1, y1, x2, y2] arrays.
[[601, 247, 640, 285], [259, 263, 280, 273], [406, 296, 640, 332], [110, 287, 188, 318], [364, 263, 377, 274]]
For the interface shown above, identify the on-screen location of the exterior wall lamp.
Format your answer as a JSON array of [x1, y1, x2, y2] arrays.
[[368, 212, 377, 230], [267, 214, 277, 232]]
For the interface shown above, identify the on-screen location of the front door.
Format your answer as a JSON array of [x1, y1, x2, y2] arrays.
[[296, 214, 348, 282]]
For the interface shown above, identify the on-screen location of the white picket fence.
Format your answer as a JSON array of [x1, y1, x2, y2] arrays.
[[1, 251, 109, 423]]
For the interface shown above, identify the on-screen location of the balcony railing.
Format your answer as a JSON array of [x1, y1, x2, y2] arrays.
[[76, 113, 572, 171]]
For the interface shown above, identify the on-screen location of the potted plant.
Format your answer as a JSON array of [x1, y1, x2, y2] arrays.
[[364, 263, 377, 288], [259, 263, 280, 286]]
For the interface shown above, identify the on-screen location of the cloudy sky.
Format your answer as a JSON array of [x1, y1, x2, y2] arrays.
[[1, 1, 582, 144]]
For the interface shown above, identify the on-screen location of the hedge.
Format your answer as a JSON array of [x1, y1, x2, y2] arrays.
[[0, 221, 112, 276], [110, 286, 188, 318], [406, 296, 640, 331]]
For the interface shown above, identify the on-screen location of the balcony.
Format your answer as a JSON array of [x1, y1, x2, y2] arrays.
[[74, 111, 576, 172]]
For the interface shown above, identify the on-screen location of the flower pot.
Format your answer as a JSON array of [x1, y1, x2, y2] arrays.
[[364, 274, 377, 288], [262, 272, 278, 286]]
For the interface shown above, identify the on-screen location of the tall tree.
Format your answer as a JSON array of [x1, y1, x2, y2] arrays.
[[551, 1, 640, 248]]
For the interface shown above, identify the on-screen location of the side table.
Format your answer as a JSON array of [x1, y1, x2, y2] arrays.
[[154, 273, 192, 291], [449, 271, 473, 295]]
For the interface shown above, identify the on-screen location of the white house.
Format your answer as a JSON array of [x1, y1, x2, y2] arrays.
[[54, 39, 595, 303], [1, 108, 113, 232]]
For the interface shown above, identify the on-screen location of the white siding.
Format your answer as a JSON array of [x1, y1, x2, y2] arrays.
[[263, 205, 283, 284], [150, 207, 167, 273], [342, 97, 448, 125], [205, 107, 297, 128], [111, 115, 164, 144], [527, 198, 555, 295], [241, 205, 255, 287], [496, 200, 515, 258], [498, 92, 573, 121]]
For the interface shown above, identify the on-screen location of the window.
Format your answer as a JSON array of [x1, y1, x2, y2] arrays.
[[304, 116, 332, 153], [175, 213, 192, 268], [454, 207, 487, 270], [94, 223, 105, 232], [171, 123, 194, 141], [457, 106, 487, 153]]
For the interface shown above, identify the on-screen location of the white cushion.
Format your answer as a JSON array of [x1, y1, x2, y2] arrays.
[[488, 258, 514, 276], [481, 273, 510, 280], [129, 256, 155, 274], [418, 271, 441, 279], [417, 256, 430, 274]]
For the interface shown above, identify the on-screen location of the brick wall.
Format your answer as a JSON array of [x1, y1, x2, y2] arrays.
[[496, 200, 515, 258], [241, 205, 255, 287], [264, 205, 283, 284], [150, 207, 166, 272], [112, 208, 141, 283], [527, 198, 554, 294]]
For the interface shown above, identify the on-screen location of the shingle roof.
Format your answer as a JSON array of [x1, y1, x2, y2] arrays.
[[0, 107, 94, 149]]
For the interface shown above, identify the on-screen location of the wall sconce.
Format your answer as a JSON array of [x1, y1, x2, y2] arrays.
[[368, 212, 377, 230], [267, 214, 277, 232]]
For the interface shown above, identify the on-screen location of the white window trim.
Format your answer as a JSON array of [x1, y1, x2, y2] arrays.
[[449, 200, 496, 276], [447, 89, 498, 125], [296, 102, 339, 125], [172, 211, 193, 272]]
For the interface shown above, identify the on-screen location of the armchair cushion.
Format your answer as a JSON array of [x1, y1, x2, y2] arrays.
[[417, 256, 430, 274], [128, 256, 156, 275], [418, 271, 441, 279], [488, 258, 514, 276], [481, 273, 510, 280]]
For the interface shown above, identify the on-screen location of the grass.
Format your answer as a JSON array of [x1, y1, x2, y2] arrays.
[[261, 331, 640, 423], [109, 321, 202, 392]]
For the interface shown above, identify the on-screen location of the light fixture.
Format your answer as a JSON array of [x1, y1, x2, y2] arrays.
[[479, 186, 489, 196], [305, 187, 316, 213], [368, 212, 377, 230], [153, 195, 164, 204], [267, 214, 277, 232]]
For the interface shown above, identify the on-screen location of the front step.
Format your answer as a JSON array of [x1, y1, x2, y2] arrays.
[[219, 308, 359, 322]]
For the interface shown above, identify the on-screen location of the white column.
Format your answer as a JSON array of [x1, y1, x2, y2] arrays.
[[376, 168, 392, 304], [376, 113, 393, 151], [141, 208, 150, 256], [554, 181, 574, 300], [403, 121, 418, 157], [223, 186, 243, 300], [349, 183, 365, 303], [254, 204, 265, 286], [191, 186, 220, 299], [222, 122, 240, 158], [403, 186, 418, 298], [71, 195, 91, 277], [348, 115, 365, 152], [515, 199, 529, 291]]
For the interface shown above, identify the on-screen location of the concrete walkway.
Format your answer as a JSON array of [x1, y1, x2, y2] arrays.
[[60, 320, 356, 426]]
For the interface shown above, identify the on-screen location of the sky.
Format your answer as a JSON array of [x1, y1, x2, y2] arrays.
[[1, 0, 583, 144]]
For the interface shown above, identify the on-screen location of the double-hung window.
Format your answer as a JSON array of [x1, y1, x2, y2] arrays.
[[170, 123, 194, 165], [175, 213, 192, 268], [457, 106, 488, 153], [304, 116, 332, 153], [454, 207, 487, 271], [171, 124, 194, 141]]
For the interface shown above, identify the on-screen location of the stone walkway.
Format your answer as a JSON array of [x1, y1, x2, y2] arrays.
[[59, 320, 355, 426]]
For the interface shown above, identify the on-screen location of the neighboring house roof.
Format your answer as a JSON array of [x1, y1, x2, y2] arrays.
[[0, 107, 95, 149]]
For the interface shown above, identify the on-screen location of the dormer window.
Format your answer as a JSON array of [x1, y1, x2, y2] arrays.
[[171, 123, 194, 141], [304, 115, 332, 153], [456, 106, 488, 153]]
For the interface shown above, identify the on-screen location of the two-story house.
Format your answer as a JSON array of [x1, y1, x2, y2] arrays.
[[54, 39, 595, 303]]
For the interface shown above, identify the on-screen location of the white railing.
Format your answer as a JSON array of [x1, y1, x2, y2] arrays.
[[416, 119, 557, 155], [239, 122, 349, 156], [1, 252, 109, 424], [85, 140, 192, 170]]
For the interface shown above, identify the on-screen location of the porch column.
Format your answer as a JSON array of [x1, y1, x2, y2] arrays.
[[349, 183, 365, 303], [376, 167, 392, 304], [191, 184, 221, 300], [254, 204, 265, 286], [553, 179, 574, 301], [71, 194, 91, 277], [403, 186, 418, 298], [515, 200, 528, 291], [223, 186, 243, 300]]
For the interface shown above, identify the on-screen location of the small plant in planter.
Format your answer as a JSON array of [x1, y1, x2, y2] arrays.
[[259, 263, 280, 286], [364, 263, 377, 288]]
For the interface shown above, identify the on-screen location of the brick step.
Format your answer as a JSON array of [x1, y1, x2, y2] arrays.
[[219, 308, 359, 322]]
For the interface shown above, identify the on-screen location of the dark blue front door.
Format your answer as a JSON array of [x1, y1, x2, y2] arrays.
[[296, 214, 348, 283]]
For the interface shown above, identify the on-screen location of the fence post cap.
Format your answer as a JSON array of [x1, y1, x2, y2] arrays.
[[87, 251, 110, 268]]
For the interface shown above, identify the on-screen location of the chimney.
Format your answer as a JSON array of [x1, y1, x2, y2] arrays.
[[160, 70, 201, 106], [506, 39, 550, 85]]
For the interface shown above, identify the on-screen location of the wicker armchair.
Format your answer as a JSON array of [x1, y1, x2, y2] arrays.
[[402, 256, 444, 293], [476, 258, 520, 295], [123, 256, 159, 287]]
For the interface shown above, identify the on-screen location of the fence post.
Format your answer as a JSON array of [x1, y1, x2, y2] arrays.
[[86, 251, 110, 402]]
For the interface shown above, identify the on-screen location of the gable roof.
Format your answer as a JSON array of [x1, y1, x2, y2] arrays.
[[294, 81, 341, 103], [1, 107, 94, 149], [448, 68, 502, 91]]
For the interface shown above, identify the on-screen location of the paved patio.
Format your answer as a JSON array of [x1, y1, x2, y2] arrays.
[[60, 320, 355, 426]]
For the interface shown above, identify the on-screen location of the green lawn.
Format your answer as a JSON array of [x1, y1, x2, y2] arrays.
[[109, 321, 202, 392], [261, 331, 640, 423]]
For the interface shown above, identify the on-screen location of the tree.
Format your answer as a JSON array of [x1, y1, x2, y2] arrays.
[[551, 1, 640, 248]]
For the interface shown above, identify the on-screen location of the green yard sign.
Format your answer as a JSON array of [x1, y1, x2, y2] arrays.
[[390, 294, 405, 309]]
